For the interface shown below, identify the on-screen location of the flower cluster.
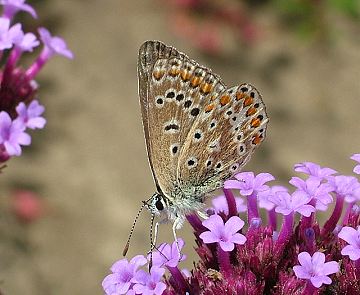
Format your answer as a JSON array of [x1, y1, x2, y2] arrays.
[[103, 154, 360, 294], [0, 0, 73, 162]]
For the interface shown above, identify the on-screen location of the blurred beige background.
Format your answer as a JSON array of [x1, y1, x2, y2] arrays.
[[0, 0, 360, 294]]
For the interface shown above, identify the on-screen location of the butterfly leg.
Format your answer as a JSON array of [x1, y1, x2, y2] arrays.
[[197, 210, 209, 220]]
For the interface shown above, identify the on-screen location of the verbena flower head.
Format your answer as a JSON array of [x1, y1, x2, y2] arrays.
[[293, 252, 339, 288], [338, 226, 360, 261], [104, 156, 360, 294], [199, 214, 246, 251], [102, 255, 147, 295], [0, 0, 72, 163]]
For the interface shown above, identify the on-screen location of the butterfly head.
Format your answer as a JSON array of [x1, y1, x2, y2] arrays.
[[145, 192, 168, 216]]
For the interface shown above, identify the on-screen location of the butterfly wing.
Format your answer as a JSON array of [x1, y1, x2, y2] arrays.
[[177, 83, 269, 196], [138, 41, 227, 197]]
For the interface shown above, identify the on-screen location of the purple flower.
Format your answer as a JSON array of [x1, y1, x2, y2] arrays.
[[16, 100, 46, 129], [133, 266, 166, 295], [327, 175, 360, 203], [290, 177, 333, 211], [0, 17, 22, 50], [351, 154, 360, 175], [294, 162, 337, 180], [211, 194, 246, 214], [13, 29, 39, 52], [0, 0, 37, 19], [151, 238, 186, 268], [199, 214, 246, 251], [258, 185, 288, 210], [102, 255, 147, 295], [338, 226, 360, 261], [38, 27, 73, 59], [293, 251, 339, 288], [269, 190, 315, 217], [224, 172, 275, 195], [0, 111, 30, 156]]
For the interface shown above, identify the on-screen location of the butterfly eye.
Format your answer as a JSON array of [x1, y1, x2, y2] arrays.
[[155, 197, 164, 211]]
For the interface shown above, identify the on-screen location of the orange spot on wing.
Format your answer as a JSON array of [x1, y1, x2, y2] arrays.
[[169, 67, 180, 77], [236, 92, 246, 101], [252, 134, 262, 145], [153, 70, 164, 80], [219, 94, 231, 106], [200, 83, 213, 94], [180, 70, 192, 82], [243, 96, 253, 107], [205, 104, 215, 113], [190, 76, 202, 88], [246, 107, 257, 116], [251, 118, 261, 128]]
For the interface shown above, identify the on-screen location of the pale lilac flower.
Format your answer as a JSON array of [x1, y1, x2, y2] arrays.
[[13, 30, 39, 52], [338, 226, 360, 261], [151, 238, 186, 268], [294, 162, 337, 180], [290, 177, 333, 211], [199, 214, 246, 251], [327, 175, 360, 203], [102, 255, 147, 295], [0, 0, 37, 19], [133, 266, 166, 295], [258, 185, 288, 210], [211, 194, 246, 214], [0, 17, 22, 50], [269, 190, 315, 217], [16, 100, 46, 129], [0, 111, 30, 156], [224, 172, 275, 196], [38, 27, 73, 59], [293, 252, 339, 288], [351, 154, 360, 175]]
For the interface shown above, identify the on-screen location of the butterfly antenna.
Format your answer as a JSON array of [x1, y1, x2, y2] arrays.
[[149, 214, 155, 269], [122, 201, 147, 256]]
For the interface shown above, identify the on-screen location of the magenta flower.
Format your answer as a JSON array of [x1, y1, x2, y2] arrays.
[[294, 162, 337, 180], [269, 190, 315, 217], [16, 100, 46, 129], [102, 255, 147, 295], [290, 177, 333, 211], [293, 252, 339, 288], [351, 154, 360, 175], [151, 239, 186, 268], [0, 0, 37, 19], [211, 194, 246, 214], [199, 214, 246, 251], [0, 111, 30, 156], [327, 175, 360, 203], [0, 17, 22, 50], [224, 172, 274, 195], [133, 266, 167, 295], [338, 226, 360, 261]]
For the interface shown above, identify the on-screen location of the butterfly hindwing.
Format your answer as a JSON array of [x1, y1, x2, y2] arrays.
[[177, 83, 268, 195]]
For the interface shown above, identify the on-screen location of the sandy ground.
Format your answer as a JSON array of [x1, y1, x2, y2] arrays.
[[0, 1, 360, 294]]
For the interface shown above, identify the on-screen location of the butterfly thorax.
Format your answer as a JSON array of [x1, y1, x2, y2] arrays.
[[146, 187, 205, 228]]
